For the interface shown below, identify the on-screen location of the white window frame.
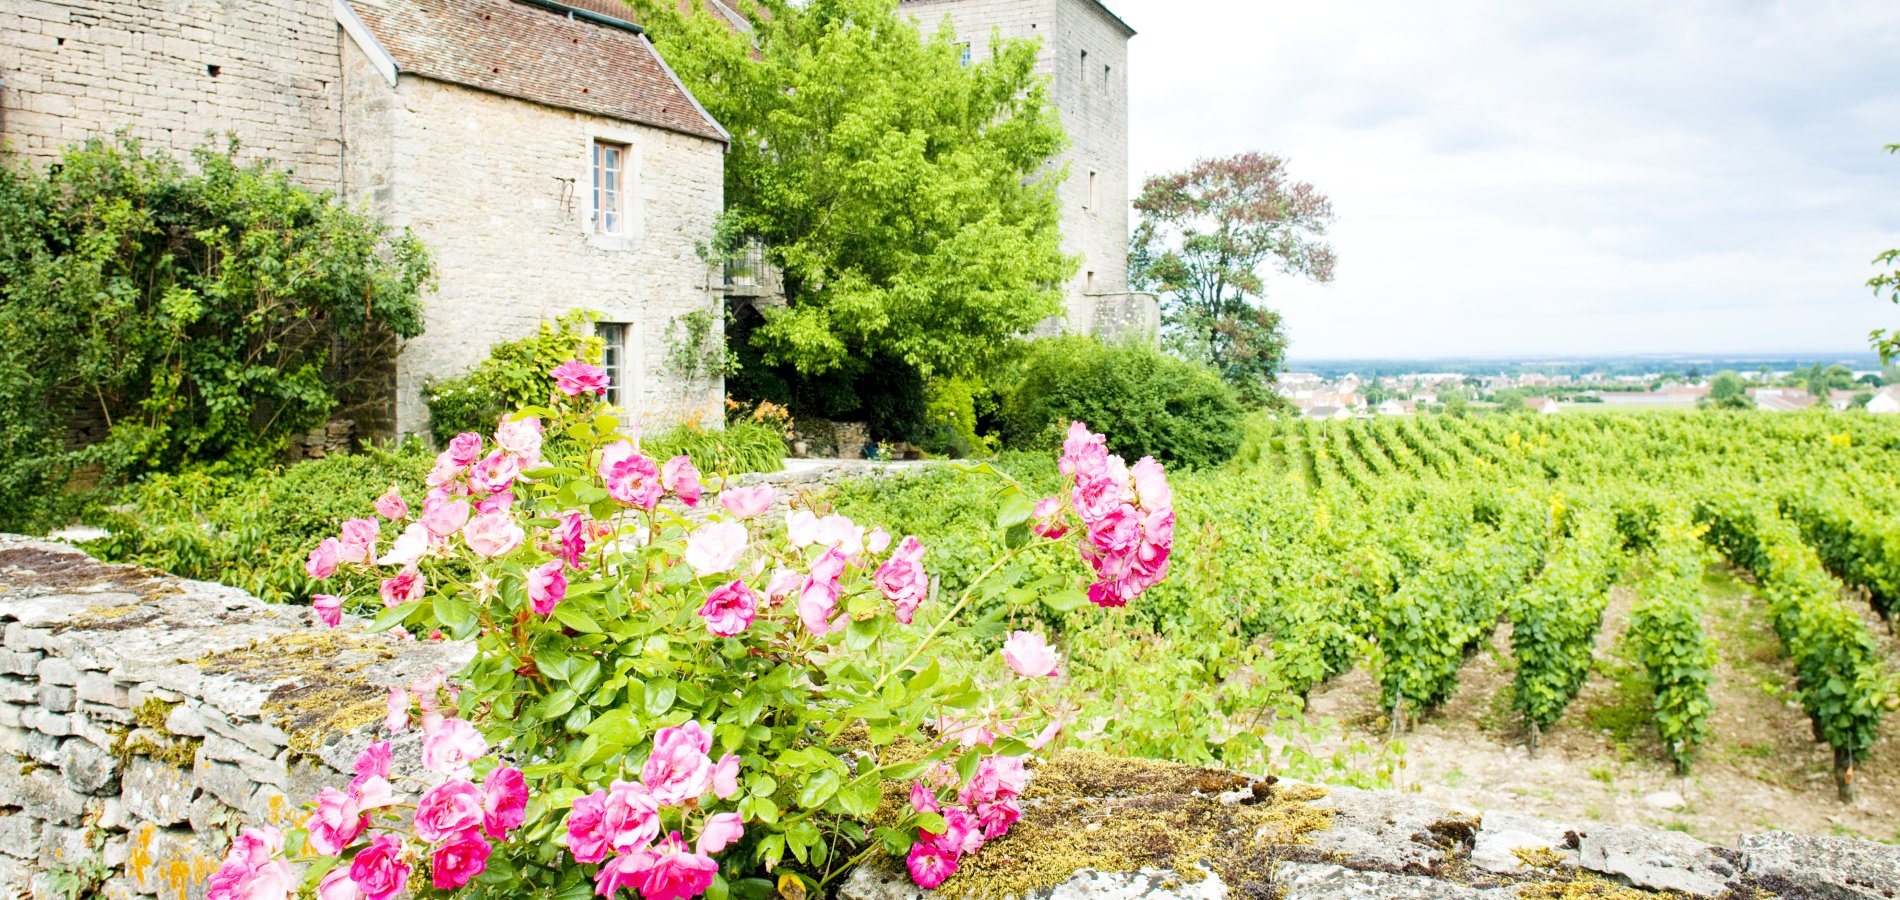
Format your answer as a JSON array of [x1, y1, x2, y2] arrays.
[[584, 129, 644, 250], [596, 321, 628, 407], [591, 140, 628, 235]]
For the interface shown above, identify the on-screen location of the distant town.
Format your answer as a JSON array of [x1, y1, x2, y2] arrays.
[[1276, 354, 1900, 418]]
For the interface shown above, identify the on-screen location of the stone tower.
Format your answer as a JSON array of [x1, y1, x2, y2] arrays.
[[898, 0, 1156, 339]]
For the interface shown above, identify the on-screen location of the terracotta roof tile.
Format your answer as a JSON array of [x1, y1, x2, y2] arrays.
[[346, 0, 728, 143]]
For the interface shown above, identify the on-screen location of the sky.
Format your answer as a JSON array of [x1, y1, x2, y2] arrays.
[[1110, 0, 1900, 359]]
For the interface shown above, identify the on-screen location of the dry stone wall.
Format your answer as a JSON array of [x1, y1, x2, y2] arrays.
[[4, 535, 1898, 900]]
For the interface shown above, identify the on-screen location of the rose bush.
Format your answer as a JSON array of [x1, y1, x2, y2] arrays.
[[206, 362, 1173, 900]]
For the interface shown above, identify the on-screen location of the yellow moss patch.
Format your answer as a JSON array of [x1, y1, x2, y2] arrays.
[[1515, 875, 1655, 900], [197, 632, 396, 754], [1512, 846, 1568, 871], [930, 752, 1334, 900]]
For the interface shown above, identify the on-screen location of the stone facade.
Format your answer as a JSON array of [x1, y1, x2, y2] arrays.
[[899, 0, 1156, 340], [0, 0, 345, 188], [337, 38, 727, 436]]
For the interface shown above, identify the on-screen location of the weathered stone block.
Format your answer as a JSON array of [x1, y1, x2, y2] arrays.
[[1277, 862, 1513, 898], [1576, 824, 1735, 896], [122, 758, 196, 827], [162, 705, 205, 738], [0, 814, 43, 861], [16, 728, 60, 765], [1740, 830, 1900, 899], [0, 767, 85, 825], [77, 673, 131, 708], [124, 822, 221, 900], [0, 702, 19, 728], [0, 677, 34, 704], [1299, 785, 1472, 876], [0, 649, 42, 676], [35, 657, 78, 686], [21, 707, 74, 737], [78, 700, 136, 726], [191, 755, 257, 812], [37, 684, 76, 713], [60, 738, 117, 794], [37, 823, 91, 869]]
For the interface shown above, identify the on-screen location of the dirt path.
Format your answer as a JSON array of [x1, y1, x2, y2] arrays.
[[1300, 566, 1900, 845]]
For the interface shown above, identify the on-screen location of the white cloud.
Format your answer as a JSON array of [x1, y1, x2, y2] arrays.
[[1112, 0, 1900, 357]]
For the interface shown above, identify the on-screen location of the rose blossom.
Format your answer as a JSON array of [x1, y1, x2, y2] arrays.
[[494, 415, 543, 462], [1030, 497, 1068, 539], [468, 450, 522, 495], [312, 594, 342, 628], [354, 741, 393, 780], [474, 491, 513, 516], [385, 687, 409, 733], [414, 779, 485, 843], [483, 766, 528, 839], [797, 548, 848, 636], [421, 718, 487, 777], [555, 511, 592, 568], [910, 780, 940, 814], [1002, 630, 1061, 678], [551, 359, 609, 396], [599, 443, 664, 509], [446, 432, 484, 466], [684, 521, 748, 576], [563, 789, 612, 864], [711, 753, 740, 799], [1130, 455, 1172, 511], [642, 724, 713, 805], [906, 843, 958, 889], [379, 566, 425, 608], [527, 560, 567, 615], [601, 780, 662, 853], [764, 567, 801, 602], [866, 527, 892, 554], [337, 518, 378, 564], [874, 537, 928, 623], [421, 496, 471, 538], [431, 830, 492, 889], [462, 511, 525, 558], [632, 831, 719, 900], [698, 580, 758, 637], [662, 455, 703, 507], [305, 538, 340, 580], [348, 834, 411, 900], [317, 867, 362, 900], [696, 812, 744, 855], [377, 522, 429, 567], [304, 788, 366, 855], [977, 799, 1023, 839], [206, 827, 294, 900], [373, 485, 409, 521], [719, 485, 776, 519]]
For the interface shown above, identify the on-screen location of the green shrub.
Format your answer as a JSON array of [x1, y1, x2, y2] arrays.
[[999, 336, 1244, 468], [88, 445, 434, 603], [423, 311, 601, 445], [642, 419, 786, 476], [0, 137, 432, 531]]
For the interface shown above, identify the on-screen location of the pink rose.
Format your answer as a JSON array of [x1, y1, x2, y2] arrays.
[[338, 518, 379, 565], [764, 567, 801, 602], [563, 789, 611, 864], [551, 359, 609, 397], [630, 832, 719, 900], [349, 776, 396, 812], [379, 566, 425, 608], [474, 491, 513, 516], [600, 443, 664, 509], [1086, 504, 1142, 556], [910, 780, 940, 814], [462, 512, 524, 558], [696, 812, 744, 855], [719, 485, 776, 520], [305, 538, 341, 580], [976, 799, 1022, 839], [494, 415, 543, 461], [1130, 456, 1171, 511], [421, 718, 487, 777], [312, 594, 342, 628], [785, 511, 864, 553], [663, 455, 703, 507], [469, 450, 522, 495], [305, 788, 366, 855], [483, 766, 527, 840], [555, 511, 591, 568], [1059, 422, 1109, 478], [698, 580, 758, 637], [385, 688, 409, 733], [594, 850, 651, 898], [684, 521, 748, 576], [317, 867, 362, 900], [866, 527, 892, 555], [373, 486, 409, 521], [414, 779, 485, 843], [1030, 497, 1068, 539], [906, 842, 958, 889], [430, 830, 491, 889], [932, 807, 985, 855], [446, 432, 484, 466], [711, 753, 740, 800], [601, 780, 662, 853], [1002, 630, 1060, 678], [874, 537, 928, 623], [797, 548, 848, 636], [642, 724, 713, 806], [527, 560, 567, 616], [421, 496, 471, 539], [348, 834, 411, 900], [205, 826, 294, 900], [354, 741, 393, 781], [376, 522, 429, 567]]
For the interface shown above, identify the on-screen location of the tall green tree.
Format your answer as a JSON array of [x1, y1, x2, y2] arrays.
[[1700, 371, 1752, 410], [1130, 151, 1336, 400], [1870, 144, 1900, 362], [629, 0, 1072, 383]]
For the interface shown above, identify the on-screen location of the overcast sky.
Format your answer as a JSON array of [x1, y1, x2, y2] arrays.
[[1111, 0, 1900, 359]]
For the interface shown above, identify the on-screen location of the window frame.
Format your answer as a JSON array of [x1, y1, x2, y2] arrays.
[[591, 140, 629, 235], [596, 321, 628, 407]]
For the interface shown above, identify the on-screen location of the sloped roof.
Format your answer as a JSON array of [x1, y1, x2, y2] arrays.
[[343, 0, 728, 143]]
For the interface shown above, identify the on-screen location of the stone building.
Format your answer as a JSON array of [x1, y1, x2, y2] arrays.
[[0, 0, 729, 440], [899, 0, 1157, 339]]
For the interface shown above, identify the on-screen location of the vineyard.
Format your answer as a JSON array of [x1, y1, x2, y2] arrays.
[[1220, 411, 1899, 803]]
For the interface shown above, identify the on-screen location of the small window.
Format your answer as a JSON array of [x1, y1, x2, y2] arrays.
[[596, 322, 627, 406], [591, 141, 627, 234], [1104, 64, 1111, 91], [1085, 271, 1095, 292], [1087, 171, 1097, 210], [1080, 49, 1088, 79], [958, 42, 972, 67]]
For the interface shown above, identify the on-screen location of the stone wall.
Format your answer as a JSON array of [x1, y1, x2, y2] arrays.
[[0, 0, 343, 188], [339, 42, 729, 438], [0, 536, 466, 900], [5, 534, 1897, 900]]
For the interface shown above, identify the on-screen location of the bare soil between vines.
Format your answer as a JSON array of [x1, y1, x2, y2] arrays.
[[1302, 564, 1900, 844]]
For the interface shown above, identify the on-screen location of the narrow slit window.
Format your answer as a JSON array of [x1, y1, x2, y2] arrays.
[[1087, 171, 1097, 210], [1080, 49, 1088, 80], [591, 140, 627, 234], [597, 322, 627, 406]]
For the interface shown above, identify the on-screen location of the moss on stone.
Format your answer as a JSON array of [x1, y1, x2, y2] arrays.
[[1514, 875, 1656, 900], [929, 751, 1334, 900], [197, 632, 396, 754], [134, 696, 179, 731]]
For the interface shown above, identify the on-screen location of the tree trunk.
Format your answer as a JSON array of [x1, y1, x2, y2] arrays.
[[1835, 749, 1857, 804], [1527, 720, 1541, 757]]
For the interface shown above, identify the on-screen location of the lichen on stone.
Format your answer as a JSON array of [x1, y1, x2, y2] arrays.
[[929, 751, 1334, 899], [1515, 874, 1657, 900], [197, 631, 396, 754]]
